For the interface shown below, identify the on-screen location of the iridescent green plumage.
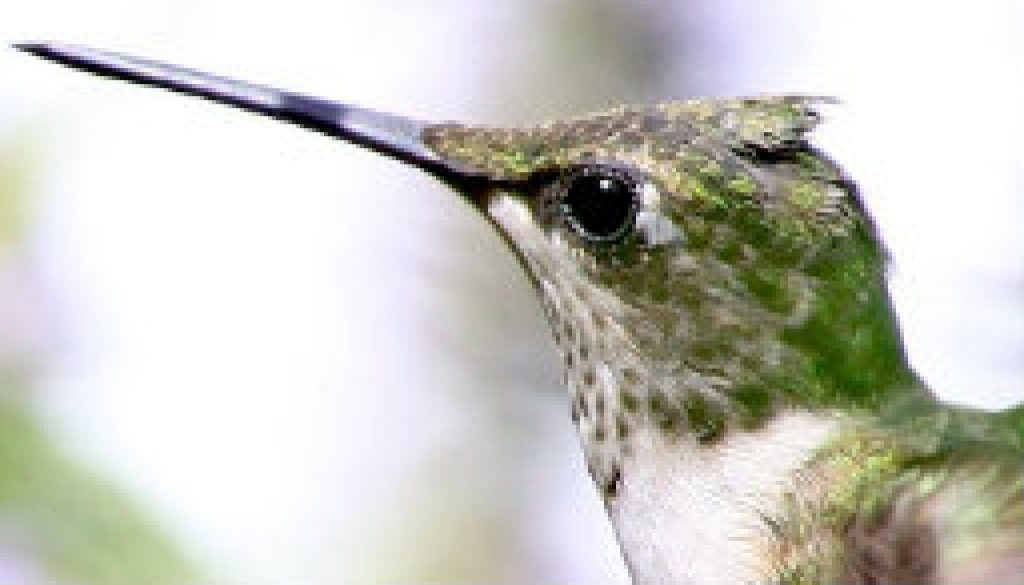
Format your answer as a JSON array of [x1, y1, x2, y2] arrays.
[[424, 97, 919, 433], [425, 96, 1024, 583], [771, 405, 1024, 584]]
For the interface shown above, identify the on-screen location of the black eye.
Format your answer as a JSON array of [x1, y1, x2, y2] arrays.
[[560, 167, 637, 242]]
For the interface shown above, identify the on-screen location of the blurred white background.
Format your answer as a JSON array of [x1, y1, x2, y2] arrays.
[[0, 1, 1021, 584]]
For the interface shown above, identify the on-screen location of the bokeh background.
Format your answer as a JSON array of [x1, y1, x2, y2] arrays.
[[1, 1, 1022, 584]]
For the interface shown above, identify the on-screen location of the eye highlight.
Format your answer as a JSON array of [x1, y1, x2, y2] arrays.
[[558, 165, 638, 243]]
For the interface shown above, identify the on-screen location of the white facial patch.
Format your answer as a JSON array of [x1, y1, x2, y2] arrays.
[[634, 182, 683, 247], [640, 180, 660, 207], [635, 210, 683, 247]]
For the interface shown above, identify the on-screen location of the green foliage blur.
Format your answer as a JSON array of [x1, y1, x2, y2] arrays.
[[0, 136, 199, 585]]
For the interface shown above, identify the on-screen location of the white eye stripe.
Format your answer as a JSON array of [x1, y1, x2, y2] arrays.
[[632, 180, 684, 248], [635, 211, 684, 247], [640, 181, 660, 207]]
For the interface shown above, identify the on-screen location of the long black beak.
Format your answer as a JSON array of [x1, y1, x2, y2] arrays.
[[14, 42, 472, 184]]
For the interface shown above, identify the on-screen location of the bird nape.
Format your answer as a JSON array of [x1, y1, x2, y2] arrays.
[[16, 42, 1024, 585]]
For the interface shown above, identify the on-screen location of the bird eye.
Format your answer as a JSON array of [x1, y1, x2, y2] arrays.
[[559, 166, 638, 243]]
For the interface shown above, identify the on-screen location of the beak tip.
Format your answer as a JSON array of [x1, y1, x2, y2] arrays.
[[12, 42, 56, 59]]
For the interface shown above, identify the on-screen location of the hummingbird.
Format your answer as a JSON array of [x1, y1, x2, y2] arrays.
[[15, 42, 1024, 585]]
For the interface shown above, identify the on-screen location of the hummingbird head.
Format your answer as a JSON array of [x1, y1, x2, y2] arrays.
[[422, 98, 919, 495], [17, 44, 920, 503]]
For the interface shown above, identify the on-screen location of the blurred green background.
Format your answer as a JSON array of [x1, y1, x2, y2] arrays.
[[0, 1, 1022, 584]]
